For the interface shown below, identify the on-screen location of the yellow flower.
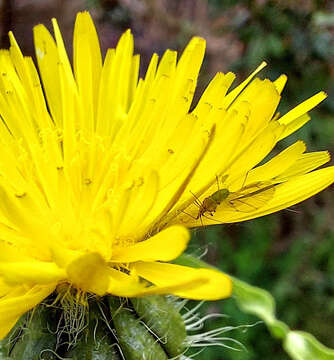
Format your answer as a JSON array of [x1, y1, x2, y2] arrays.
[[0, 11, 333, 339]]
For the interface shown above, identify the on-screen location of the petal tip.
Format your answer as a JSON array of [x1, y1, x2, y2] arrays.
[[319, 90, 328, 99]]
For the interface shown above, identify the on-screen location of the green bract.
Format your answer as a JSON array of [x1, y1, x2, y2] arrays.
[[0, 295, 188, 360]]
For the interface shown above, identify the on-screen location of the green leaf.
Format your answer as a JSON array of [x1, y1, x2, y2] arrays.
[[284, 331, 334, 360], [232, 277, 289, 339], [173, 253, 334, 360]]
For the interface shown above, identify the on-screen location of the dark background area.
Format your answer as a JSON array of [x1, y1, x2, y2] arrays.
[[1, 0, 333, 359]]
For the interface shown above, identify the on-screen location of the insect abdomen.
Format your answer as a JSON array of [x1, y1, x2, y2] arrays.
[[211, 189, 230, 204]]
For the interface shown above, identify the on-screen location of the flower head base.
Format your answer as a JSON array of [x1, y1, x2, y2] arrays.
[[0, 11, 333, 339]]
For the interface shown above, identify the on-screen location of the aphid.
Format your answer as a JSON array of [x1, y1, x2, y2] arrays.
[[190, 175, 276, 224], [191, 175, 229, 222], [194, 187, 230, 220]]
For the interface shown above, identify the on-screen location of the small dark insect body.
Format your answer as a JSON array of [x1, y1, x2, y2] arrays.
[[196, 188, 230, 219]]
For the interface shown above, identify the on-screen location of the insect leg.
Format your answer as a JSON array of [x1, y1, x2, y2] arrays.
[[201, 213, 223, 223], [192, 200, 201, 208], [241, 169, 250, 189], [180, 209, 198, 220], [199, 214, 203, 226], [190, 190, 203, 207], [216, 175, 220, 190]]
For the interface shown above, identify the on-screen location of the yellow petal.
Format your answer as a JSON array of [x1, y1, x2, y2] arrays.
[[229, 79, 281, 139], [193, 72, 235, 112], [115, 171, 159, 238], [0, 261, 66, 285], [273, 74, 287, 94], [278, 113, 310, 141], [156, 49, 177, 78], [132, 261, 232, 300], [73, 12, 102, 132], [226, 121, 284, 191], [0, 241, 29, 262], [279, 92, 327, 125], [245, 141, 306, 184], [133, 277, 208, 297], [277, 91, 327, 141], [51, 18, 74, 83], [96, 30, 135, 137], [111, 225, 190, 263], [107, 267, 144, 297], [33, 24, 62, 126], [222, 61, 267, 108], [0, 278, 13, 297], [106, 266, 205, 298], [174, 37, 206, 98], [66, 252, 110, 296], [108, 258, 217, 299], [276, 151, 330, 180], [0, 284, 55, 339]]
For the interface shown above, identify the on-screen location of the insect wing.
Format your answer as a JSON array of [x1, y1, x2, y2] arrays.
[[227, 182, 276, 212]]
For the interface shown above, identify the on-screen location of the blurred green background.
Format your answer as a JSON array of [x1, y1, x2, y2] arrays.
[[1, 0, 333, 358]]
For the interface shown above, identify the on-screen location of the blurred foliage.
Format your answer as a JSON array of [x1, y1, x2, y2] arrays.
[[1, 0, 333, 358]]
